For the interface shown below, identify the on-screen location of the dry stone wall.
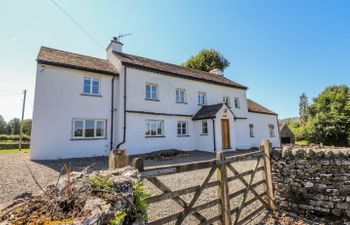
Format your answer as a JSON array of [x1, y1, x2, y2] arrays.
[[271, 146, 350, 219]]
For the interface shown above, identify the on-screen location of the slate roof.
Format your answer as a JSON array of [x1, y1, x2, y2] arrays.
[[192, 103, 224, 120], [113, 51, 248, 90], [37, 47, 118, 76], [247, 99, 277, 115]]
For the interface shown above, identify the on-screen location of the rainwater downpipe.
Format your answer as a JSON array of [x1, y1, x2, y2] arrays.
[[110, 76, 116, 150], [212, 118, 216, 152], [116, 66, 127, 149]]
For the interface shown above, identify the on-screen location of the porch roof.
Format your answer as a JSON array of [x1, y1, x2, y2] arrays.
[[192, 103, 226, 120]]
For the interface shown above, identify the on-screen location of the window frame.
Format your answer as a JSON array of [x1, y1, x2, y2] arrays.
[[72, 119, 106, 139], [201, 120, 208, 135], [177, 121, 188, 136], [223, 96, 231, 108], [83, 76, 101, 96], [249, 123, 254, 138], [234, 97, 240, 108], [176, 88, 186, 103], [268, 124, 275, 138], [145, 83, 159, 100], [198, 92, 207, 105], [145, 120, 164, 137]]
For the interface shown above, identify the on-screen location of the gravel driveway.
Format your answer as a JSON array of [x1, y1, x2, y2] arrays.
[[0, 150, 268, 224]]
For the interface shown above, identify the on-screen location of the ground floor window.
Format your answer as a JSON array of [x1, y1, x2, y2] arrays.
[[201, 120, 208, 134], [72, 119, 106, 139], [146, 120, 164, 136], [177, 121, 188, 136], [268, 124, 275, 137], [249, 124, 254, 137]]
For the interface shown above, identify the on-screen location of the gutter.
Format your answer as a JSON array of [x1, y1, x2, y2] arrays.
[[116, 66, 127, 149], [110, 76, 116, 150], [212, 118, 216, 152]]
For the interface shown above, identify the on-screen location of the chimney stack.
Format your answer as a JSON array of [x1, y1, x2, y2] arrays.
[[107, 37, 123, 53], [209, 68, 224, 76]]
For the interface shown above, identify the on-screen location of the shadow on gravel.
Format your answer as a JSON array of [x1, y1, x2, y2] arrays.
[[31, 148, 259, 172]]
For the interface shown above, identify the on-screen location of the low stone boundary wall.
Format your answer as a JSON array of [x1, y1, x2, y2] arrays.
[[271, 146, 350, 219]]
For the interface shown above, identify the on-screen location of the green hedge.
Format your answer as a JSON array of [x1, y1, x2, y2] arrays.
[[0, 142, 30, 150], [0, 134, 30, 141]]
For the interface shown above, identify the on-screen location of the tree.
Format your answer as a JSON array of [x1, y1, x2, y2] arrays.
[[22, 119, 32, 135], [299, 93, 308, 125], [8, 118, 21, 135], [183, 49, 230, 72], [305, 85, 350, 146], [0, 115, 7, 134]]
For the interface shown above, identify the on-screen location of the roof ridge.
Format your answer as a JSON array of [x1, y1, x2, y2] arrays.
[[40, 46, 107, 62], [113, 51, 246, 86]]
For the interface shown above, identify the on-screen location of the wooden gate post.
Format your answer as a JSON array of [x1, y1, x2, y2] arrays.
[[216, 151, 231, 225], [261, 139, 275, 210]]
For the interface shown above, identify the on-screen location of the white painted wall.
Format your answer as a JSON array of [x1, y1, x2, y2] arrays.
[[124, 68, 248, 118], [247, 112, 281, 148], [110, 66, 248, 154], [30, 64, 114, 160]]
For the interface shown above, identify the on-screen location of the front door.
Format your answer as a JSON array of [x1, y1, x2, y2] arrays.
[[221, 119, 230, 149]]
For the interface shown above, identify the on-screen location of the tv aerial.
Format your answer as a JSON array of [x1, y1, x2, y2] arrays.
[[114, 33, 132, 42]]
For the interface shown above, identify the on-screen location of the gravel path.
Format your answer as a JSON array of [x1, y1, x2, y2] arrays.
[[0, 150, 268, 224]]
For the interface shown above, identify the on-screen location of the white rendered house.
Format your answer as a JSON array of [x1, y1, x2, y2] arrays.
[[30, 39, 280, 160]]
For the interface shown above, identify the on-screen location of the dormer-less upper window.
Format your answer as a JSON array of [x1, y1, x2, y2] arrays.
[[223, 96, 231, 108], [234, 97, 240, 108], [146, 83, 159, 100], [83, 77, 100, 95], [198, 92, 207, 105]]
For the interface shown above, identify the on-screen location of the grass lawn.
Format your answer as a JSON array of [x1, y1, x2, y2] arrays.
[[295, 140, 310, 145], [0, 149, 30, 154]]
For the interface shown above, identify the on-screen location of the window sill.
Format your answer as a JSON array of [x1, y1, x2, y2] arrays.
[[81, 93, 102, 97], [145, 98, 160, 102], [145, 135, 165, 138], [177, 135, 190, 137], [176, 101, 188, 104], [200, 134, 208, 136], [70, 137, 107, 141], [198, 104, 207, 106]]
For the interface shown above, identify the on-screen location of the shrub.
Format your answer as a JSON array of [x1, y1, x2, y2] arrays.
[[0, 143, 30, 150], [0, 134, 30, 141]]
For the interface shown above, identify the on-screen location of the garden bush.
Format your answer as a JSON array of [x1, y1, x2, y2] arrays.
[[0, 142, 30, 150], [0, 134, 30, 141]]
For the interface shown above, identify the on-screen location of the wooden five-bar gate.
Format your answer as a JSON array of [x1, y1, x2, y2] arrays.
[[132, 140, 275, 225]]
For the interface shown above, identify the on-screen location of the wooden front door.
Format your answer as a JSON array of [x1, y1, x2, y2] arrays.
[[221, 119, 230, 149]]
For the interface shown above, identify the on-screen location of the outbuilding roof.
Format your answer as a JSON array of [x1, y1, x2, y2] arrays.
[[37, 47, 118, 76], [113, 51, 248, 90], [247, 99, 277, 115]]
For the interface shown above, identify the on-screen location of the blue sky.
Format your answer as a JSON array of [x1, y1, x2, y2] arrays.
[[1, 0, 349, 121]]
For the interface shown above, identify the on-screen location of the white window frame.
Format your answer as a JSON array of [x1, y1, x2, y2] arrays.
[[234, 97, 240, 108], [72, 119, 106, 139], [145, 83, 159, 100], [223, 96, 231, 108], [83, 76, 101, 96], [249, 124, 254, 138], [177, 121, 188, 136], [198, 92, 207, 105], [176, 88, 186, 103], [201, 120, 208, 135], [145, 120, 164, 137], [269, 124, 275, 137]]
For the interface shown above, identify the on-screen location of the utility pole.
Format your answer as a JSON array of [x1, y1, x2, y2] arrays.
[[19, 90, 27, 151]]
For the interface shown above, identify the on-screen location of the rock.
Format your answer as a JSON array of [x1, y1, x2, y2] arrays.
[[304, 181, 314, 188]]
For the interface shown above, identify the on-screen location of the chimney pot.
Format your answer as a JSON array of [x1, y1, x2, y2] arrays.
[[209, 68, 224, 76]]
